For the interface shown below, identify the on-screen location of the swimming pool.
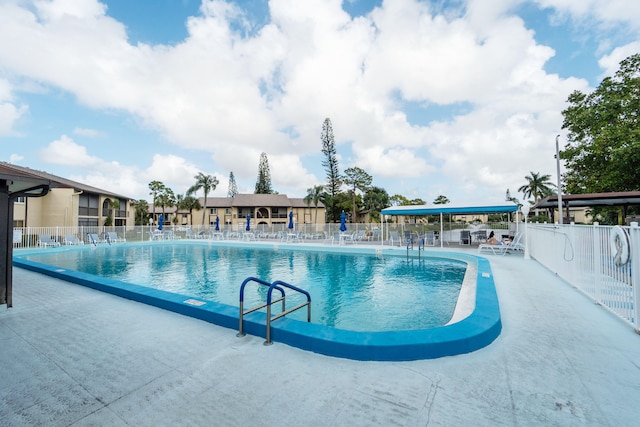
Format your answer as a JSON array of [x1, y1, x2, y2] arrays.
[[16, 243, 466, 331], [14, 241, 502, 361]]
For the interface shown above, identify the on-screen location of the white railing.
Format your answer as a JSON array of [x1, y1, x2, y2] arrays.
[[527, 223, 640, 332]]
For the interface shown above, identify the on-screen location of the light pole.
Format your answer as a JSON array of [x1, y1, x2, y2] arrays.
[[555, 135, 563, 224], [521, 204, 530, 260]]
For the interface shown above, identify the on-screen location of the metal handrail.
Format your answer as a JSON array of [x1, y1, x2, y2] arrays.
[[265, 280, 311, 345], [237, 277, 285, 337]]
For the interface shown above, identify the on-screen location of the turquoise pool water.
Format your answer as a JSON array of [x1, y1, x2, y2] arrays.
[[16, 243, 466, 332]]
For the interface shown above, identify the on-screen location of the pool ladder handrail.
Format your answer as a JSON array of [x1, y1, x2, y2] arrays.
[[237, 276, 311, 346], [406, 236, 425, 258], [238, 277, 285, 338], [265, 280, 311, 345]]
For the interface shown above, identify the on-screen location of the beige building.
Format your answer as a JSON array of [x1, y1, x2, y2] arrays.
[[3, 162, 134, 228], [152, 193, 326, 230]]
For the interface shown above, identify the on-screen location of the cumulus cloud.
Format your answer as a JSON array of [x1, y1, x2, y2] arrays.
[[0, 0, 638, 201]]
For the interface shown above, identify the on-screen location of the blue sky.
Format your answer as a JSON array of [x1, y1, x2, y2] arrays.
[[1, 0, 639, 205]]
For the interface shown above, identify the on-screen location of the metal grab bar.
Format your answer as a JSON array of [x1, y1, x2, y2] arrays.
[[237, 277, 285, 337], [265, 280, 311, 345]]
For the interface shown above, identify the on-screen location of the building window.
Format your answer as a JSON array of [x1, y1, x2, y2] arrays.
[[225, 208, 232, 215], [78, 194, 99, 216], [271, 207, 287, 218], [15, 196, 25, 203], [78, 218, 99, 227], [210, 208, 217, 214]]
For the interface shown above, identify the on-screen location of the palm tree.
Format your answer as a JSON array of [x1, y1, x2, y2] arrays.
[[187, 172, 219, 226], [181, 195, 202, 225], [518, 172, 555, 203], [304, 185, 325, 224]]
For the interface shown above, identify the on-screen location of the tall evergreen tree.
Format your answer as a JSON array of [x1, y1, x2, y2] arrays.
[[227, 171, 238, 197], [254, 152, 273, 194], [321, 118, 341, 222]]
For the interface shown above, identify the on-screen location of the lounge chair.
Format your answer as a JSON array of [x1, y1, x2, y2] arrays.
[[38, 234, 60, 248], [478, 232, 524, 256], [87, 233, 103, 245], [64, 234, 84, 245], [107, 232, 126, 243], [148, 230, 163, 241], [185, 229, 204, 239]]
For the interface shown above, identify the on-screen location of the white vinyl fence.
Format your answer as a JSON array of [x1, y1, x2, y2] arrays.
[[527, 222, 640, 332]]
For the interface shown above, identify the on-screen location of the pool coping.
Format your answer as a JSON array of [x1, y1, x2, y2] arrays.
[[13, 242, 501, 361]]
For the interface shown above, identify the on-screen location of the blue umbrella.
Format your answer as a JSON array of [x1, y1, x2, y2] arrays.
[[340, 211, 347, 232], [246, 214, 251, 231], [288, 211, 294, 230], [158, 214, 163, 231], [215, 216, 220, 231]]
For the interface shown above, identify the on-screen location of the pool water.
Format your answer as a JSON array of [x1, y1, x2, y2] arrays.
[[17, 243, 467, 332]]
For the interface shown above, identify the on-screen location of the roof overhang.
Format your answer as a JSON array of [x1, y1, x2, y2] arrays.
[[381, 204, 519, 216], [533, 191, 640, 209], [0, 172, 52, 199]]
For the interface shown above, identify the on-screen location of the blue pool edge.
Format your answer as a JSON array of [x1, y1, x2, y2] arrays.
[[13, 250, 501, 361]]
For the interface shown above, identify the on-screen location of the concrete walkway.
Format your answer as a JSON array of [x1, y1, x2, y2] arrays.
[[1, 253, 640, 426]]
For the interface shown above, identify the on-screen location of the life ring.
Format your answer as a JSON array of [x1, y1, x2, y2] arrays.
[[609, 225, 630, 266]]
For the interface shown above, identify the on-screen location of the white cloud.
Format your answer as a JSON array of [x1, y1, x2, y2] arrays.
[[0, 0, 637, 202], [73, 127, 105, 138], [9, 153, 24, 164], [40, 135, 102, 166]]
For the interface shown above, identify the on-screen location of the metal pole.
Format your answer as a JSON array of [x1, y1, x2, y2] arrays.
[[556, 135, 563, 224]]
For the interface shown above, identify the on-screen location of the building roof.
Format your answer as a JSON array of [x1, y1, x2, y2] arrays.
[[533, 191, 640, 209], [381, 203, 519, 216], [230, 193, 292, 207], [289, 197, 325, 208], [0, 162, 133, 200]]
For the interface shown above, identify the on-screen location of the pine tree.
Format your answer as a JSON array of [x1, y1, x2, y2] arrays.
[[227, 171, 238, 197], [321, 118, 341, 222], [254, 152, 273, 194]]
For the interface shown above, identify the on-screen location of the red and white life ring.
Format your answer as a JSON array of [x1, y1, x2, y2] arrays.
[[610, 225, 630, 266]]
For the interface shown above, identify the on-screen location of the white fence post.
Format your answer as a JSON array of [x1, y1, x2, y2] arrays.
[[630, 222, 640, 333]]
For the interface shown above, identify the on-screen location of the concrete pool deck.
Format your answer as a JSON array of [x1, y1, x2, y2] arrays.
[[2, 248, 640, 425]]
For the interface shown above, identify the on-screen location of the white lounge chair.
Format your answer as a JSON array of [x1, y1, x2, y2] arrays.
[[107, 232, 126, 243], [64, 234, 84, 245], [38, 234, 60, 248], [478, 232, 524, 256]]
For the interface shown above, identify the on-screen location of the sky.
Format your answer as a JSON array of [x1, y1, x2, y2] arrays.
[[1, 0, 639, 205]]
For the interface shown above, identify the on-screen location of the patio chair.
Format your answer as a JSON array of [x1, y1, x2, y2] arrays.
[[389, 231, 402, 246], [460, 230, 471, 245], [424, 231, 437, 246], [38, 234, 61, 248], [64, 234, 84, 245]]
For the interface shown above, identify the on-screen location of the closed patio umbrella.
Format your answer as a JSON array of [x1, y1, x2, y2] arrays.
[[215, 216, 220, 231], [158, 214, 163, 231], [288, 211, 294, 230], [246, 214, 251, 231], [340, 211, 347, 232]]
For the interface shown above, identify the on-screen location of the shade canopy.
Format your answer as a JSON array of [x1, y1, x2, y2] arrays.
[[381, 203, 519, 216], [533, 191, 640, 209]]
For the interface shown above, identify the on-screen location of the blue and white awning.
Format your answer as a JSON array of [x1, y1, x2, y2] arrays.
[[381, 204, 518, 216]]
